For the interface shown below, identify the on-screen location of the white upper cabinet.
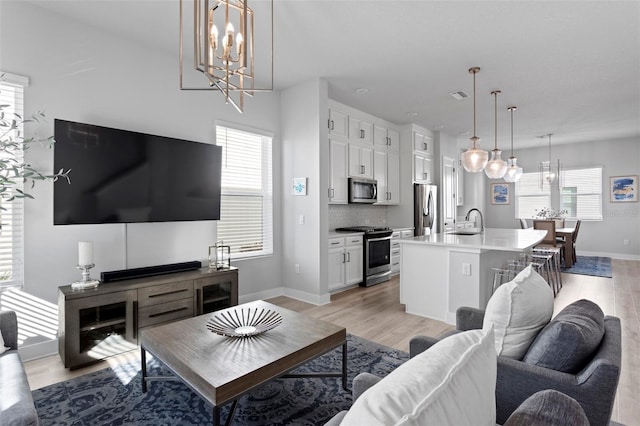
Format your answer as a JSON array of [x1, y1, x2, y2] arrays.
[[349, 144, 374, 179], [328, 108, 348, 138], [348, 115, 373, 144], [414, 153, 433, 184], [329, 138, 348, 204], [413, 131, 434, 155], [374, 149, 400, 205], [373, 126, 400, 151]]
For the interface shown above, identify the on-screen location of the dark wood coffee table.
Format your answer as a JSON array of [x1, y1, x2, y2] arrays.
[[140, 300, 347, 426]]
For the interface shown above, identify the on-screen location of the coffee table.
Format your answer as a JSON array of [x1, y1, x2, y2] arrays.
[[140, 300, 347, 426]]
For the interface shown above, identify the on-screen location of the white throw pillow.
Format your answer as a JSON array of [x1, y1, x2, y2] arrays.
[[482, 265, 554, 359], [341, 328, 497, 426], [0, 330, 8, 354]]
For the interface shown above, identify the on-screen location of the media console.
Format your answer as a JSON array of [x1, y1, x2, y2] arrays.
[[58, 267, 238, 369]]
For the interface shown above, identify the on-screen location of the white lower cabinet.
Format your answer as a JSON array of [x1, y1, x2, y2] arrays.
[[391, 228, 414, 276], [328, 235, 363, 291]]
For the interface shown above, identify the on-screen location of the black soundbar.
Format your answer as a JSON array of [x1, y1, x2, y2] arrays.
[[101, 260, 202, 283]]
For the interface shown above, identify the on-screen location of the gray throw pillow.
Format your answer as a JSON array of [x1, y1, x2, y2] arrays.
[[522, 299, 605, 373], [504, 390, 589, 426]]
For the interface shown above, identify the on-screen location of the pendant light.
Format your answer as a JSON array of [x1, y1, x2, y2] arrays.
[[503, 106, 523, 183], [484, 90, 508, 179], [461, 67, 489, 172], [538, 133, 562, 188]]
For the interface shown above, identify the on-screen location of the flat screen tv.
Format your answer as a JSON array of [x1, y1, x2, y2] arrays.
[[53, 119, 222, 225]]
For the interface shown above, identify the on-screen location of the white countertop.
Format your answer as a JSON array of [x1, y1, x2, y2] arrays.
[[400, 228, 546, 252]]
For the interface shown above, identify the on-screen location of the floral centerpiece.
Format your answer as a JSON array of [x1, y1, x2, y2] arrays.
[[534, 207, 567, 219]]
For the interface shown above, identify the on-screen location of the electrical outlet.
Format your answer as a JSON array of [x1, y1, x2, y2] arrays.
[[462, 263, 472, 276], [298, 215, 305, 225], [295, 264, 300, 274], [624, 239, 630, 245]]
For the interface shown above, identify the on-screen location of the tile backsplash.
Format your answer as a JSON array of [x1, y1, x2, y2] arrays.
[[329, 204, 388, 229]]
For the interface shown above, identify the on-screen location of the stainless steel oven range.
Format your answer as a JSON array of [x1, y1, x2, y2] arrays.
[[335, 226, 393, 287]]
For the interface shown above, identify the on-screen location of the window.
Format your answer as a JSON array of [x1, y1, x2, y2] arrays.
[[515, 172, 550, 219], [0, 73, 28, 289], [561, 167, 602, 220], [216, 124, 273, 259]]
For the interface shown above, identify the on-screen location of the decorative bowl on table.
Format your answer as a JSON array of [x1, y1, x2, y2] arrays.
[[206, 307, 283, 337]]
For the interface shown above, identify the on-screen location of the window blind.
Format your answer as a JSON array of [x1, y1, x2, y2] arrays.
[[561, 167, 603, 220], [515, 172, 550, 218], [0, 73, 28, 289], [216, 125, 273, 259]]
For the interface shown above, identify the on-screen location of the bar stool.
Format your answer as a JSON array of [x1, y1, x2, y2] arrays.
[[531, 247, 563, 295]]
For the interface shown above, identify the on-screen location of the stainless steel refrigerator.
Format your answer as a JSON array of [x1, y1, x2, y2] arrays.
[[414, 184, 438, 236]]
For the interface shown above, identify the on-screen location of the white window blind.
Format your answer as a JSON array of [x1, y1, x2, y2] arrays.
[[216, 125, 273, 259], [0, 74, 28, 290], [561, 167, 602, 220], [515, 172, 550, 219]]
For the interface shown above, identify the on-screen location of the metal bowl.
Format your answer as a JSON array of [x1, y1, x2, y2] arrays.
[[206, 307, 283, 338]]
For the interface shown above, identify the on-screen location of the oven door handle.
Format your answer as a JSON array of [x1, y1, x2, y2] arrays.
[[367, 235, 392, 242]]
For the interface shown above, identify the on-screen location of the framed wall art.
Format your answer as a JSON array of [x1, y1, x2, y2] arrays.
[[491, 183, 510, 205], [292, 177, 307, 196], [610, 175, 638, 203]]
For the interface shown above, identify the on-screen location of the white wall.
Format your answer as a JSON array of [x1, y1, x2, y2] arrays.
[[0, 1, 283, 355], [484, 137, 640, 258], [280, 79, 330, 304]]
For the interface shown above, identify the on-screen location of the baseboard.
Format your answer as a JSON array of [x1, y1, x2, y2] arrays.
[[18, 339, 58, 362], [577, 250, 640, 261], [239, 286, 331, 306]]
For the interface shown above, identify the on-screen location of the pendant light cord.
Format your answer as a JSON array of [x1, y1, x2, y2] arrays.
[[509, 107, 515, 157]]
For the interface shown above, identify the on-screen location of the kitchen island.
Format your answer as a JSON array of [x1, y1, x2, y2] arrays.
[[399, 228, 546, 324]]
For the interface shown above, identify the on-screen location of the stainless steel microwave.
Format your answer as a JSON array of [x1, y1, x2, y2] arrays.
[[348, 177, 377, 203]]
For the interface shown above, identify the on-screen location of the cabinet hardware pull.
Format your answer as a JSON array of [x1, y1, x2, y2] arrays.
[[342, 253, 346, 263], [331, 241, 340, 245], [148, 288, 188, 298], [347, 252, 351, 262], [329, 119, 335, 130], [423, 172, 428, 180], [132, 301, 138, 340], [196, 289, 201, 315], [148, 307, 189, 318], [360, 165, 365, 174], [423, 142, 428, 151], [360, 129, 364, 139]]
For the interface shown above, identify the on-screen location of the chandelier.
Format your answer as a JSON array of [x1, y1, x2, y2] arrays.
[[539, 133, 562, 188], [484, 90, 508, 179], [179, 0, 273, 113], [461, 67, 489, 173], [503, 106, 523, 183]]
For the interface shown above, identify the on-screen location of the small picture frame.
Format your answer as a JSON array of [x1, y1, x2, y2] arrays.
[[491, 183, 510, 205], [292, 177, 307, 196], [610, 175, 638, 203]]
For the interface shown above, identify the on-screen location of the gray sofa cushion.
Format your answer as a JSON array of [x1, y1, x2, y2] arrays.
[[523, 299, 605, 373], [503, 389, 589, 426], [0, 351, 39, 426]]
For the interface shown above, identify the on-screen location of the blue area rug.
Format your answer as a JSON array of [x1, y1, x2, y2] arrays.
[[562, 256, 612, 278], [32, 334, 408, 425]]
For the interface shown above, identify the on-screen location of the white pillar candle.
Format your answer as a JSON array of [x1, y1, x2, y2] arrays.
[[78, 241, 94, 266]]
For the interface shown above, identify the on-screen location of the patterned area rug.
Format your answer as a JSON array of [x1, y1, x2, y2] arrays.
[[562, 256, 612, 278], [33, 334, 408, 425]]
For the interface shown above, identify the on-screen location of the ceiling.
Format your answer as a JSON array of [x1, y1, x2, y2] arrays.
[[28, 1, 640, 150]]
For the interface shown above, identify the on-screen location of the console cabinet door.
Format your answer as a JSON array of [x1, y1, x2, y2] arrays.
[[59, 289, 137, 369], [194, 271, 239, 315]]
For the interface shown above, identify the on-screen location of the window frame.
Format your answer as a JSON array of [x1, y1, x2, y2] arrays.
[[0, 72, 29, 290], [215, 122, 273, 260], [560, 166, 603, 221]]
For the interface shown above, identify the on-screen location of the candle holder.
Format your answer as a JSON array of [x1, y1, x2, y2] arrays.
[[71, 263, 100, 290], [209, 242, 231, 270]]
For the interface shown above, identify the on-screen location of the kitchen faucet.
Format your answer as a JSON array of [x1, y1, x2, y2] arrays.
[[465, 208, 484, 232]]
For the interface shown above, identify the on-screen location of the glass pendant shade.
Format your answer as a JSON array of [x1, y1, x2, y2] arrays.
[[503, 157, 523, 182], [462, 136, 489, 172], [485, 149, 508, 179]]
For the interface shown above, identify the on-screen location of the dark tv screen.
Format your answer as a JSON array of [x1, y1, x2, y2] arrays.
[[53, 119, 222, 225]]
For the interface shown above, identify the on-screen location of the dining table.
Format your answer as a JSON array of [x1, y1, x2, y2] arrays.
[[556, 227, 576, 268]]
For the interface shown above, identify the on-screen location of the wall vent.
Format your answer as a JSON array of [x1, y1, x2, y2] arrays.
[[449, 90, 469, 100]]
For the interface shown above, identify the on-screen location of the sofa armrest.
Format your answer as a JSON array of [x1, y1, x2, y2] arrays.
[[352, 372, 382, 401], [495, 345, 620, 426], [0, 310, 18, 350], [408, 335, 440, 358], [456, 306, 485, 331]]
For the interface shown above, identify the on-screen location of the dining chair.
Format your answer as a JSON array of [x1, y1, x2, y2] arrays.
[[533, 220, 557, 247], [571, 219, 582, 264], [519, 218, 530, 229]]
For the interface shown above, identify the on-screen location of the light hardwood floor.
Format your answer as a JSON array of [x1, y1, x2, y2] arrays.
[[24, 259, 639, 425]]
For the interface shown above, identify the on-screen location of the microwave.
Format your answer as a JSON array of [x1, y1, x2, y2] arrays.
[[348, 177, 378, 203]]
